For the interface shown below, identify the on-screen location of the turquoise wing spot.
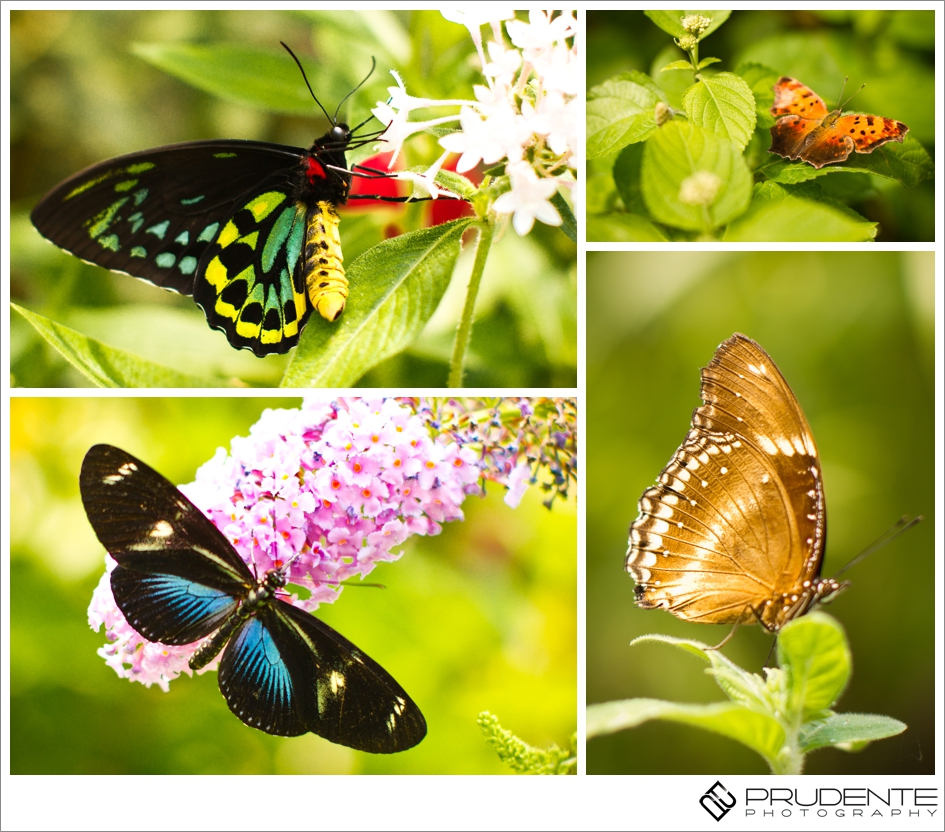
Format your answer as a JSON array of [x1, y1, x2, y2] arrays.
[[175, 231, 190, 245], [99, 234, 120, 252], [146, 220, 170, 240], [180, 195, 204, 206], [178, 256, 197, 275], [130, 246, 147, 258], [127, 212, 144, 233], [133, 188, 149, 207], [155, 252, 176, 269], [198, 222, 220, 243]]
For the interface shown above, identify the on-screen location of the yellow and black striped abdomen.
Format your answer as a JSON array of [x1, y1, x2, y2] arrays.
[[304, 202, 347, 321]]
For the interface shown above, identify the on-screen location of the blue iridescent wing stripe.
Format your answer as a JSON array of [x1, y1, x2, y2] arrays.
[[110, 564, 239, 645], [217, 610, 307, 737]]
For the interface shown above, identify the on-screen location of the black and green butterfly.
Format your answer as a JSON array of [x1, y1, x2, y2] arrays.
[[31, 45, 406, 357]]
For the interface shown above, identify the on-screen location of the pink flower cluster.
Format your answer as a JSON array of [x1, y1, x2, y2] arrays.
[[88, 397, 527, 690]]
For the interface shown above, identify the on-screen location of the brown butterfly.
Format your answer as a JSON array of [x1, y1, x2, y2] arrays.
[[768, 76, 908, 168], [625, 334, 847, 639]]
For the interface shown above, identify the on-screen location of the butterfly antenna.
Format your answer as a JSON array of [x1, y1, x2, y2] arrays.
[[335, 578, 387, 590], [281, 41, 334, 125], [335, 57, 377, 126], [835, 515, 923, 577], [837, 76, 867, 110]]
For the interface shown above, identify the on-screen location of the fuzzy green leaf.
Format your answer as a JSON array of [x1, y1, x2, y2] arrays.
[[586, 213, 668, 242], [587, 71, 668, 159], [661, 60, 696, 72], [641, 120, 752, 230], [724, 182, 877, 241], [800, 713, 907, 752], [282, 218, 473, 387], [587, 698, 784, 768], [643, 10, 731, 38], [778, 612, 851, 717], [11, 303, 222, 388], [683, 72, 757, 152]]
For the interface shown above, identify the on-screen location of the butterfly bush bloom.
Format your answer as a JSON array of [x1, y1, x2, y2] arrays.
[[88, 396, 576, 689], [373, 10, 577, 235]]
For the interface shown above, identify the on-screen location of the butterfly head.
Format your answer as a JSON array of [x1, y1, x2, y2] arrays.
[[768, 576, 850, 632]]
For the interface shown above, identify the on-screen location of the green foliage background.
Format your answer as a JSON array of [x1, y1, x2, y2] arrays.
[[586, 251, 935, 775], [9, 398, 576, 774], [586, 9, 935, 242], [9, 10, 576, 387]]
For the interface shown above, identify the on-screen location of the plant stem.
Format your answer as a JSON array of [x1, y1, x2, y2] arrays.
[[448, 215, 495, 388]]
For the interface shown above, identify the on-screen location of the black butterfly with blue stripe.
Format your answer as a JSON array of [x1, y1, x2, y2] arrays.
[[80, 443, 426, 752]]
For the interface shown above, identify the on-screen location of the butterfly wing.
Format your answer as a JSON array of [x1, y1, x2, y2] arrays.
[[626, 334, 826, 630], [768, 77, 851, 167], [80, 444, 254, 644], [218, 599, 426, 750], [190, 176, 315, 355], [31, 140, 303, 295], [770, 77, 829, 120], [833, 113, 909, 154]]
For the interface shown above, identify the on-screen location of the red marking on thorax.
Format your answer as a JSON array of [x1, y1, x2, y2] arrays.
[[305, 157, 327, 184]]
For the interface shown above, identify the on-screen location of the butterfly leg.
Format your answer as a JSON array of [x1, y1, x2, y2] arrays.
[[708, 618, 743, 650]]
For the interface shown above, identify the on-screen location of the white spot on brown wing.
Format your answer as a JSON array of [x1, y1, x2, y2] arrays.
[[720, 467, 728, 475], [775, 436, 796, 456], [758, 435, 778, 455], [761, 473, 770, 484], [652, 502, 674, 519], [149, 519, 174, 538]]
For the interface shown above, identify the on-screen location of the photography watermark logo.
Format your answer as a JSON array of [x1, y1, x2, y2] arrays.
[[701, 781, 736, 821]]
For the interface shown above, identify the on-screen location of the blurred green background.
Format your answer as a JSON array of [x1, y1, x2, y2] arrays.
[[587, 9, 936, 242], [586, 251, 935, 775], [9, 398, 576, 774], [9, 9, 576, 387]]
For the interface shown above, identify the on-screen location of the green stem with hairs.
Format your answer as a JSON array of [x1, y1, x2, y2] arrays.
[[448, 215, 495, 388]]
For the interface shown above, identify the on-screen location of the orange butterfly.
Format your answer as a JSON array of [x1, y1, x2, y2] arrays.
[[769, 77, 908, 169]]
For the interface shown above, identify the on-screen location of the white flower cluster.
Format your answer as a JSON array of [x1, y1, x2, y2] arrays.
[[372, 9, 578, 235]]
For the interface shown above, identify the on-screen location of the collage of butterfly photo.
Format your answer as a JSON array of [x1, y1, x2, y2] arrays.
[[2, 6, 943, 832]]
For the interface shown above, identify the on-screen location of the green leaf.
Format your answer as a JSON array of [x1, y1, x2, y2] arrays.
[[132, 42, 322, 115], [586, 213, 668, 242], [612, 143, 647, 215], [683, 72, 757, 152], [643, 10, 731, 38], [661, 60, 696, 72], [778, 612, 851, 717], [764, 135, 932, 187], [281, 218, 473, 386], [551, 191, 577, 243], [587, 698, 784, 768], [724, 182, 877, 242], [641, 120, 752, 231], [696, 57, 722, 70], [12, 303, 222, 388], [587, 71, 668, 159], [800, 713, 907, 752], [734, 61, 780, 124]]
